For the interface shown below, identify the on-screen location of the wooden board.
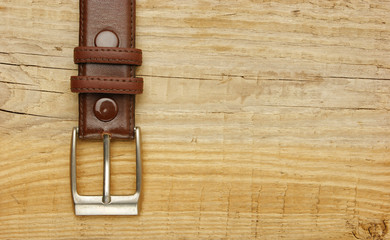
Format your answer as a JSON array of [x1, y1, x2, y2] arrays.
[[1, 0, 389, 239]]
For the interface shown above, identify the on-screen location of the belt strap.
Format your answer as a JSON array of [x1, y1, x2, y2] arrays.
[[70, 0, 143, 216], [72, 0, 142, 140], [74, 46, 142, 65], [71, 76, 143, 94]]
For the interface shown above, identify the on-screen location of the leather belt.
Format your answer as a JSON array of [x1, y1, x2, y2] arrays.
[[70, 0, 142, 216]]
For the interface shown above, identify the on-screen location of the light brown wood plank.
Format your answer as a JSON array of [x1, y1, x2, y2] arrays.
[[0, 0, 389, 239]]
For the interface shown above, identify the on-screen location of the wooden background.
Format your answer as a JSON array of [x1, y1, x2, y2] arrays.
[[0, 0, 389, 239]]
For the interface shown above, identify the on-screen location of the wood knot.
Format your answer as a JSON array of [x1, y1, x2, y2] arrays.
[[352, 219, 388, 240]]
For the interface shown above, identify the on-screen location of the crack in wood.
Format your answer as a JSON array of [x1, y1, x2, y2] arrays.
[[259, 104, 384, 111], [0, 61, 74, 71], [141, 73, 390, 82], [11, 88, 65, 94], [0, 80, 37, 86], [0, 108, 71, 120]]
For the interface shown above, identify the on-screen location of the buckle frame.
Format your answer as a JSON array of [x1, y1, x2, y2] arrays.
[[70, 127, 142, 215]]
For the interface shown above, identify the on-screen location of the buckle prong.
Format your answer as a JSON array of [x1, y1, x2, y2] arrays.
[[102, 134, 111, 204], [71, 127, 142, 215]]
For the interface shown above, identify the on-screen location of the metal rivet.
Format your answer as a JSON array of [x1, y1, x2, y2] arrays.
[[95, 30, 119, 47], [94, 98, 118, 122]]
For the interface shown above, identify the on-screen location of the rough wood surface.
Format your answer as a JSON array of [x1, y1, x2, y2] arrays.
[[0, 0, 389, 239]]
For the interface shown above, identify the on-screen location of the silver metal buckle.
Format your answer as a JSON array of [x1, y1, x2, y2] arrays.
[[70, 127, 142, 215]]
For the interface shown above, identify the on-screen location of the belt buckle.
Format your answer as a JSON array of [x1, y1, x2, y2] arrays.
[[70, 127, 142, 215]]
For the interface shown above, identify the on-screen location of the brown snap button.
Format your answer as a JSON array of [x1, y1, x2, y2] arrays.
[[94, 98, 118, 122], [95, 30, 119, 47]]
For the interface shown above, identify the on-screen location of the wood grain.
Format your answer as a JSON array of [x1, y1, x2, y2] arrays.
[[0, 0, 389, 239]]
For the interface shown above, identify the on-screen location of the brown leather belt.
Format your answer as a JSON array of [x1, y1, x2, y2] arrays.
[[70, 0, 143, 216]]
